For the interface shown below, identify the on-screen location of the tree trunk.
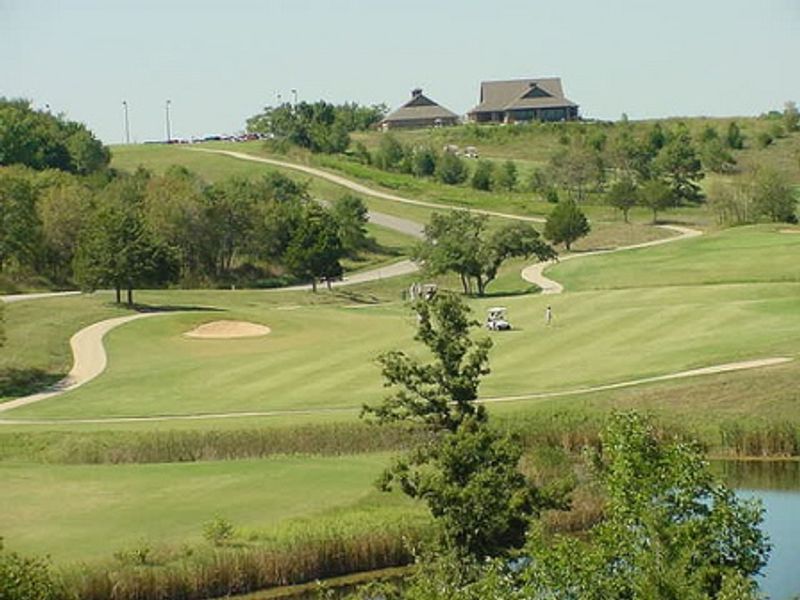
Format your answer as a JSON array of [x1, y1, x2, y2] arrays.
[[459, 273, 469, 295], [127, 286, 133, 306], [565, 240, 571, 251], [476, 276, 485, 296], [652, 208, 658, 224], [326, 278, 332, 291], [311, 279, 317, 293], [115, 284, 121, 304], [623, 209, 630, 223]]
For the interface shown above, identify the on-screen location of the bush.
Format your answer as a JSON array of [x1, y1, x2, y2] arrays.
[[436, 152, 468, 185], [203, 516, 235, 547], [0, 539, 63, 600]]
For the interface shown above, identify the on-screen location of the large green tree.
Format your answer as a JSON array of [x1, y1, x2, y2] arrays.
[[74, 175, 178, 304], [363, 293, 552, 558], [751, 168, 798, 223], [415, 211, 555, 295], [283, 203, 343, 291], [639, 178, 676, 223], [543, 199, 591, 251]]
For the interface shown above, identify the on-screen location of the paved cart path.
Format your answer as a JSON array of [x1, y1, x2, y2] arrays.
[[190, 148, 546, 223]]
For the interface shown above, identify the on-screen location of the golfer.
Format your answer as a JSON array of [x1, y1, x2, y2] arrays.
[[545, 305, 553, 325]]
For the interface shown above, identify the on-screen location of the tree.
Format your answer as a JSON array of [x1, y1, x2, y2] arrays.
[[332, 194, 369, 255], [0, 98, 108, 174], [549, 140, 604, 202], [653, 126, 705, 204], [0, 168, 41, 274], [365, 291, 491, 432], [411, 146, 438, 177], [701, 137, 737, 174], [639, 178, 675, 223], [283, 204, 343, 291], [414, 211, 555, 295], [751, 168, 798, 223], [543, 199, 591, 251], [470, 160, 494, 191], [374, 134, 408, 172], [783, 101, 799, 133], [364, 294, 551, 558], [415, 211, 483, 294], [37, 179, 93, 282], [477, 221, 556, 295], [494, 160, 518, 191], [522, 412, 770, 600], [142, 166, 210, 282], [606, 175, 639, 222], [74, 176, 179, 305], [436, 151, 468, 185], [726, 121, 745, 149]]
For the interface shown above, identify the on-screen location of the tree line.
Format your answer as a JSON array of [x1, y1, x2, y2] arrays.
[[0, 163, 372, 300]]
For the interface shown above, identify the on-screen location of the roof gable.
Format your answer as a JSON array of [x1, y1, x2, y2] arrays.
[[382, 89, 459, 123]]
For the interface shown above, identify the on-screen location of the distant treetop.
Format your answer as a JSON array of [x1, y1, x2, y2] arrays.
[[0, 98, 110, 175]]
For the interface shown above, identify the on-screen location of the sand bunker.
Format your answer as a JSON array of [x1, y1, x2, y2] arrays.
[[184, 320, 271, 339], [779, 229, 800, 234]]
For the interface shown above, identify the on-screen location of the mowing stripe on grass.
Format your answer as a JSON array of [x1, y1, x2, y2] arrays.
[[1, 356, 789, 425]]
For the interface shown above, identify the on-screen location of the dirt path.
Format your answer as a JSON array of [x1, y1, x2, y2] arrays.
[[190, 148, 546, 223], [0, 313, 165, 413], [0, 356, 789, 425], [521, 224, 702, 294]]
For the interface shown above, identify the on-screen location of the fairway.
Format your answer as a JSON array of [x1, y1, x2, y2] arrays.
[[0, 453, 403, 562], [547, 225, 800, 291]]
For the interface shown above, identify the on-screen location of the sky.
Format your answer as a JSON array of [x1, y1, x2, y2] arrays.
[[1, 0, 799, 144]]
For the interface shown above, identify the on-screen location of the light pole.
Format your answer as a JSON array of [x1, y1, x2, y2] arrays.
[[165, 99, 172, 143], [276, 92, 282, 106], [291, 89, 297, 105], [122, 101, 130, 144]]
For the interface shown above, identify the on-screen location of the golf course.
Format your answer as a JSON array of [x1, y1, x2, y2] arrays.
[[1, 130, 799, 599]]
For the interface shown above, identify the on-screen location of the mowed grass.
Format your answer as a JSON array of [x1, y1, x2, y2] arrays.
[[548, 224, 800, 291], [7, 283, 800, 419], [0, 453, 404, 562]]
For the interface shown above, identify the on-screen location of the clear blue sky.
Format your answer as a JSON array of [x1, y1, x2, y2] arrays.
[[2, 0, 798, 143]]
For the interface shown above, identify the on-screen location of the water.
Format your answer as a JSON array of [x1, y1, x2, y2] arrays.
[[716, 461, 800, 600]]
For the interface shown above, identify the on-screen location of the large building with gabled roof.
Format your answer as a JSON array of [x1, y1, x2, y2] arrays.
[[380, 88, 460, 130], [467, 78, 579, 124]]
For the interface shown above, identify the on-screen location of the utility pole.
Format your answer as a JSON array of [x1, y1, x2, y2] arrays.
[[165, 99, 172, 142], [122, 100, 130, 144], [291, 88, 297, 105]]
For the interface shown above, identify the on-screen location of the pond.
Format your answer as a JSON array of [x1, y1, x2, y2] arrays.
[[716, 460, 800, 600]]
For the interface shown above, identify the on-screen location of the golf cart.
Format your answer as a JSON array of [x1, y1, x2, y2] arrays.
[[486, 307, 511, 331]]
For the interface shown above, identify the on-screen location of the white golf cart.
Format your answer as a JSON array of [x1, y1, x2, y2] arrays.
[[486, 307, 511, 331]]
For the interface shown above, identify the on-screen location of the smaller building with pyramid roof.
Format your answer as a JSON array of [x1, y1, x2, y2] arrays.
[[380, 89, 459, 130]]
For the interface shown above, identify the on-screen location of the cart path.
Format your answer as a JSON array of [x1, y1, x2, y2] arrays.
[[1, 356, 789, 424], [190, 148, 546, 223], [521, 224, 703, 294], [1, 291, 81, 303], [0, 312, 168, 414]]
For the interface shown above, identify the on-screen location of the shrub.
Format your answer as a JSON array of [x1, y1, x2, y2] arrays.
[[0, 539, 63, 600], [203, 516, 235, 547]]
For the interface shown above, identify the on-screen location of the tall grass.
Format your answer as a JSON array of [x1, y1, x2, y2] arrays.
[[2, 414, 797, 466], [0, 422, 432, 464], [61, 509, 431, 600]]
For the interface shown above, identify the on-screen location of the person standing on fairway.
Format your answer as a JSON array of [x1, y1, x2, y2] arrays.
[[545, 305, 553, 325]]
